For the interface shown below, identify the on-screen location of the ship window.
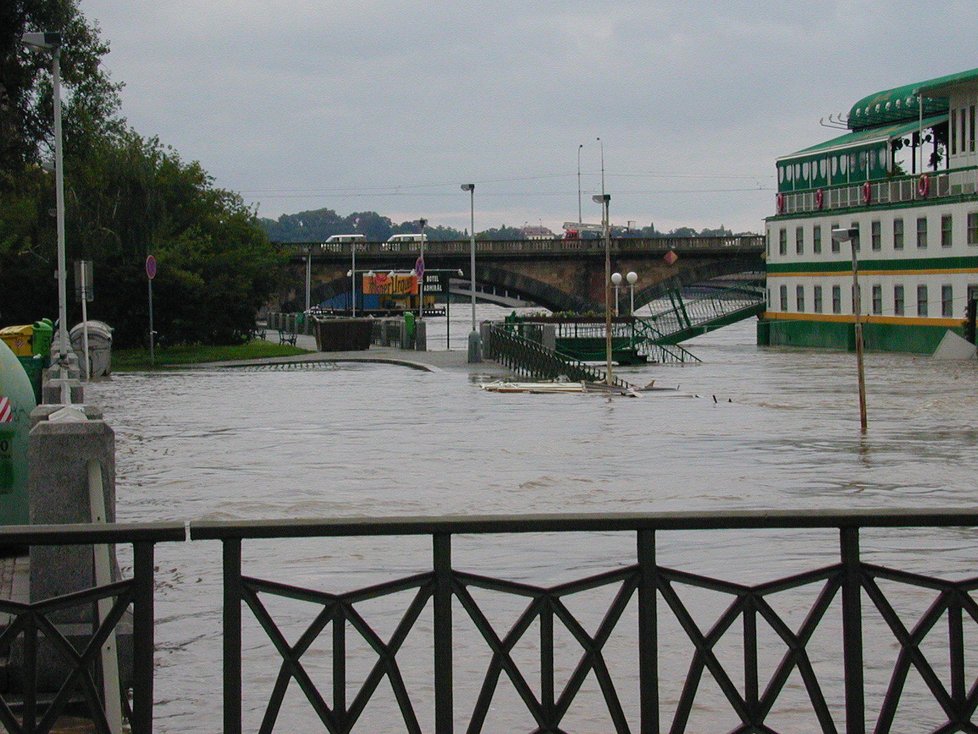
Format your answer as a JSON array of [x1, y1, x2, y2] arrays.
[[795, 226, 804, 255], [894, 285, 905, 316], [831, 223, 840, 253], [917, 285, 928, 317], [840, 155, 848, 175], [968, 212, 978, 245], [832, 157, 839, 177], [796, 285, 805, 312], [795, 163, 801, 179], [961, 109, 967, 156], [871, 221, 881, 251], [814, 285, 823, 313], [786, 165, 793, 182], [952, 109, 958, 154], [779, 229, 787, 255], [968, 105, 975, 153], [819, 159, 827, 178], [779, 285, 788, 311], [872, 284, 882, 315], [832, 285, 842, 314], [917, 217, 928, 248], [813, 225, 822, 254], [968, 284, 978, 303], [941, 214, 953, 248], [894, 218, 904, 250], [942, 284, 953, 317], [778, 166, 785, 184]]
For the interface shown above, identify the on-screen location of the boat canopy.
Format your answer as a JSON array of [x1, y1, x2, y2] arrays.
[[847, 67, 978, 131], [776, 115, 945, 194]]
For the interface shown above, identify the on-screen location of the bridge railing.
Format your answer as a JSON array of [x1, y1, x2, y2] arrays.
[[189, 509, 978, 733], [284, 236, 765, 260]]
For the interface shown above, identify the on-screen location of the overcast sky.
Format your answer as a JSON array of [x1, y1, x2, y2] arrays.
[[79, 0, 978, 236]]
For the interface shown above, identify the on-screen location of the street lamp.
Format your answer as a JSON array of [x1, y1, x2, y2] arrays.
[[577, 144, 583, 224], [626, 271, 638, 315], [417, 218, 427, 319], [831, 227, 868, 432], [460, 184, 481, 362], [611, 272, 622, 316], [22, 32, 69, 386], [593, 193, 612, 385]]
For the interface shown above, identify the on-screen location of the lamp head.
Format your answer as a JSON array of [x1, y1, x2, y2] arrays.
[[831, 227, 858, 243], [21, 32, 61, 49], [460, 184, 474, 192], [626, 271, 638, 285], [611, 272, 623, 286], [592, 194, 610, 204]]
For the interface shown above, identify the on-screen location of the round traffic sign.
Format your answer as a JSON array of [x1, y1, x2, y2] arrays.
[[146, 255, 157, 280]]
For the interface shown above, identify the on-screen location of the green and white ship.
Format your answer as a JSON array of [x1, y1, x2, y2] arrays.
[[758, 67, 978, 353]]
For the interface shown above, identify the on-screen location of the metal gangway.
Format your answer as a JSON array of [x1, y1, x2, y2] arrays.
[[635, 277, 766, 347]]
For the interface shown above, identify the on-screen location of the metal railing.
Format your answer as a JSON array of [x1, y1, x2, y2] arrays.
[[778, 167, 978, 216], [288, 236, 766, 261], [483, 323, 635, 388], [0, 523, 184, 734], [189, 509, 978, 734]]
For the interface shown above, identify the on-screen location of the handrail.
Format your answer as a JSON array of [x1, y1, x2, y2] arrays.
[[188, 509, 978, 733], [483, 323, 635, 388], [0, 522, 184, 734]]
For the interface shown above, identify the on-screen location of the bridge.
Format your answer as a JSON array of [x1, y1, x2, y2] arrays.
[[277, 236, 765, 313]]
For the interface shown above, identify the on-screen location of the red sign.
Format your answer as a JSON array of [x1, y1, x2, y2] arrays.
[[145, 255, 157, 280], [415, 256, 425, 278], [663, 250, 678, 265]]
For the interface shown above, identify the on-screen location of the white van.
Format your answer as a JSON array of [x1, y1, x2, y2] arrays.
[[321, 234, 366, 252], [383, 233, 427, 251]]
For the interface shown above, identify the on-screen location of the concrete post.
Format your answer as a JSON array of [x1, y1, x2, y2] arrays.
[[414, 319, 427, 351], [542, 324, 557, 352], [25, 406, 132, 691]]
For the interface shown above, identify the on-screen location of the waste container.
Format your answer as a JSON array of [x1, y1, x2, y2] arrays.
[[32, 318, 53, 365], [0, 338, 36, 525], [0, 325, 34, 357], [69, 320, 113, 379]]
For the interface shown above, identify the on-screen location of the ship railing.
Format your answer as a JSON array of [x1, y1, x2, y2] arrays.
[[190, 509, 978, 734], [779, 166, 978, 216]]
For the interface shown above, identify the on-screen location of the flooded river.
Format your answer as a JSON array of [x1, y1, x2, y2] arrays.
[[86, 307, 978, 732]]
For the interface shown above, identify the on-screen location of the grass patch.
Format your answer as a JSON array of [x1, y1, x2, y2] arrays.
[[112, 340, 312, 371]]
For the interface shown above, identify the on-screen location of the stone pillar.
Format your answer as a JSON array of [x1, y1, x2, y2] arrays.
[[25, 406, 131, 691], [414, 320, 427, 351]]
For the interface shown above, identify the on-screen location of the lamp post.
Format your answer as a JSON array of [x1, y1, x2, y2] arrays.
[[417, 218, 427, 319], [593, 193, 612, 385], [22, 32, 69, 380], [350, 240, 357, 316], [611, 272, 622, 316], [577, 144, 583, 224], [832, 227, 868, 432], [460, 184, 481, 362], [626, 271, 638, 315]]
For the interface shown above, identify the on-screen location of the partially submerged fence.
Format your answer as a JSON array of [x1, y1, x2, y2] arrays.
[[5, 510, 978, 732]]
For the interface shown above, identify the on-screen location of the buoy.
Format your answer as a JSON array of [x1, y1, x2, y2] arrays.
[[0, 338, 37, 525]]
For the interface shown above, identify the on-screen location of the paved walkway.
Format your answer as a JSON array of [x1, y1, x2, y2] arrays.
[[201, 330, 509, 376]]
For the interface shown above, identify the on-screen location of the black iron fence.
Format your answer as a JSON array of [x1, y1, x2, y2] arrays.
[[6, 511, 978, 732]]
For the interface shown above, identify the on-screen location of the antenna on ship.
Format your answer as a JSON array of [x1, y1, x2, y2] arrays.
[[819, 113, 849, 130]]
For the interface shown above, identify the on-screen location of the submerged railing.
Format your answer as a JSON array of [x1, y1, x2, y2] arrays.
[[6, 511, 978, 732], [190, 510, 978, 734]]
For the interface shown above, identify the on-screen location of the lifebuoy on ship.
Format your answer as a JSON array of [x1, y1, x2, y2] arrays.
[[862, 181, 872, 204], [815, 189, 824, 209], [776, 192, 785, 214], [917, 174, 930, 197]]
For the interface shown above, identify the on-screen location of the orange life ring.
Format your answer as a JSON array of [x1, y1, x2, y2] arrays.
[[776, 192, 785, 214], [917, 174, 929, 197], [862, 181, 872, 204], [815, 189, 824, 209]]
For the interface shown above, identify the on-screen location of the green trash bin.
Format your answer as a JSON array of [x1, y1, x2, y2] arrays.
[[16, 355, 43, 405], [32, 318, 53, 367]]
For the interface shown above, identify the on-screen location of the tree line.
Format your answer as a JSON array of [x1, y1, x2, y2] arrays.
[[0, 1, 284, 348]]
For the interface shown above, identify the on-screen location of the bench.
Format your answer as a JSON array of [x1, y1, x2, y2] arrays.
[[279, 327, 297, 346]]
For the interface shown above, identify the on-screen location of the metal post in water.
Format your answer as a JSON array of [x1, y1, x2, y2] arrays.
[[833, 227, 867, 432]]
